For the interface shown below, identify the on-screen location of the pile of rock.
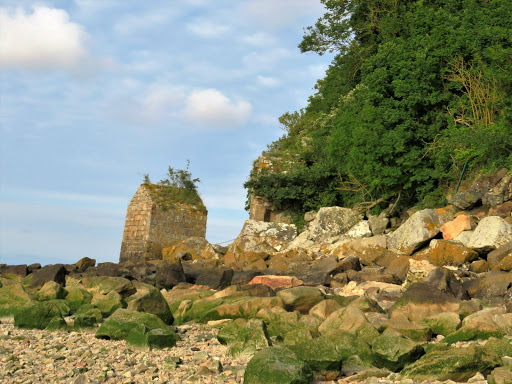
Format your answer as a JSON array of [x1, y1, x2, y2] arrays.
[[1, 171, 512, 383]]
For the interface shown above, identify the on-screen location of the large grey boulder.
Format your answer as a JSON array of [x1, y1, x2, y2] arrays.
[[388, 209, 447, 255], [308, 207, 363, 242], [467, 216, 512, 253]]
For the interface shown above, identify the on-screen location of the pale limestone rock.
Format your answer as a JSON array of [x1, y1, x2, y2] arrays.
[[308, 207, 364, 242], [388, 209, 447, 255], [467, 216, 512, 253], [346, 220, 372, 239]]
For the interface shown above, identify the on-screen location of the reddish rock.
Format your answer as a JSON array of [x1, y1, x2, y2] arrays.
[[248, 275, 304, 290], [422, 239, 479, 266], [440, 215, 472, 240]]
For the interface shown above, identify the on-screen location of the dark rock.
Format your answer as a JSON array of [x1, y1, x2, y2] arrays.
[[2, 265, 28, 277], [27, 263, 41, 274], [487, 241, 512, 270], [466, 272, 512, 306], [354, 267, 400, 284], [386, 256, 410, 283], [232, 271, 260, 285], [470, 259, 489, 273], [425, 267, 469, 300], [26, 264, 67, 288], [154, 260, 186, 289], [181, 260, 207, 283], [75, 257, 96, 272], [338, 255, 361, 272], [195, 268, 234, 289]]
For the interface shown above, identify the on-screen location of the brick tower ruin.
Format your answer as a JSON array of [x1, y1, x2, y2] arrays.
[[120, 184, 207, 263]]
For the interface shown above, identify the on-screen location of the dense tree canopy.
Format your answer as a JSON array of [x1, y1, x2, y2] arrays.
[[245, 0, 512, 225]]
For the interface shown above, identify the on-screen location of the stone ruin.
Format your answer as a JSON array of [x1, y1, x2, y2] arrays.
[[119, 184, 207, 263]]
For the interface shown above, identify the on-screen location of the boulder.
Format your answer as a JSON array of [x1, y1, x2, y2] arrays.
[[424, 267, 469, 300], [0, 283, 34, 316], [126, 283, 173, 324], [345, 221, 372, 239], [154, 259, 186, 289], [488, 367, 512, 384], [358, 248, 397, 268], [218, 318, 270, 358], [25, 264, 67, 289], [65, 287, 93, 311], [482, 172, 512, 207], [398, 346, 501, 382], [487, 242, 512, 270], [45, 316, 67, 331], [420, 312, 461, 336], [1, 265, 28, 277], [385, 257, 410, 283], [309, 299, 342, 320], [423, 239, 478, 266], [372, 334, 424, 371], [466, 272, 512, 306], [195, 268, 234, 289], [368, 212, 390, 235], [14, 301, 64, 329], [249, 275, 303, 290], [389, 283, 460, 322], [95, 308, 179, 349], [470, 259, 489, 273], [388, 209, 447, 255], [75, 257, 96, 272], [83, 276, 136, 298], [243, 346, 313, 384], [440, 215, 472, 240], [225, 220, 297, 267], [276, 287, 324, 314], [162, 236, 216, 261], [36, 280, 68, 301], [444, 311, 503, 344], [380, 314, 432, 342], [318, 307, 379, 344], [338, 255, 361, 272], [73, 306, 103, 329], [91, 291, 124, 317], [308, 207, 364, 242], [467, 216, 512, 253]]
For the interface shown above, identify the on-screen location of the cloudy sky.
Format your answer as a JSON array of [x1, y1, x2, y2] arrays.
[[0, 0, 333, 266]]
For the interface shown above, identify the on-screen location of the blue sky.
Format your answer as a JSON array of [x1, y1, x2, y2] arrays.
[[0, 0, 333, 266]]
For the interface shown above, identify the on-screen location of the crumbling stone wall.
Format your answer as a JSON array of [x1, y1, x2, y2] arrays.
[[120, 185, 207, 263]]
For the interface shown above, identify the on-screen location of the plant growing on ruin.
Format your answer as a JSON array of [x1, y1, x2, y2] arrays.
[[142, 161, 205, 212]]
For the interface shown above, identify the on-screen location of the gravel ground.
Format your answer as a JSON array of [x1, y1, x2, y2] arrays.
[[0, 317, 488, 384]]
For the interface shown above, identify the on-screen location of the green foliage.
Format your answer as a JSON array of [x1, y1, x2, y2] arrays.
[[143, 161, 205, 212], [246, 0, 512, 216]]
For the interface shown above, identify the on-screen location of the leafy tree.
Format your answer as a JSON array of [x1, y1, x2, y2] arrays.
[[246, 0, 512, 219]]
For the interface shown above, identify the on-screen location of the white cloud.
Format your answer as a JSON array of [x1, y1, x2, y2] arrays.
[[139, 84, 187, 122], [238, 0, 324, 29], [184, 89, 252, 128], [186, 20, 231, 38], [257, 75, 279, 87], [0, 6, 87, 70], [241, 32, 276, 47]]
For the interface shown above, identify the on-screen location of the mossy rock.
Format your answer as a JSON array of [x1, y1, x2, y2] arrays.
[[444, 321, 503, 344], [484, 338, 512, 358], [372, 334, 424, 372], [95, 309, 179, 349], [282, 328, 314, 346], [84, 276, 136, 298], [74, 307, 102, 330], [244, 346, 313, 384], [47, 299, 71, 317], [488, 366, 512, 384], [380, 314, 432, 342], [420, 312, 461, 336], [45, 316, 67, 331], [0, 283, 34, 316], [182, 295, 283, 323], [226, 318, 271, 358], [218, 318, 247, 345], [36, 281, 67, 301], [126, 285, 173, 324], [163, 288, 214, 316], [91, 291, 125, 317], [65, 287, 93, 311], [398, 345, 501, 382], [319, 307, 379, 345], [14, 301, 64, 329]]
